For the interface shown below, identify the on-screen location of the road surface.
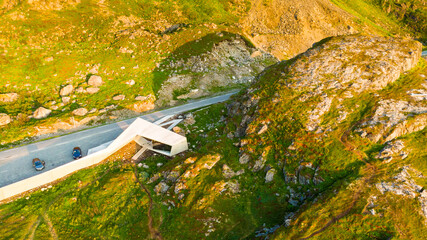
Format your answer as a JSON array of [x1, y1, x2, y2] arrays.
[[0, 92, 237, 187]]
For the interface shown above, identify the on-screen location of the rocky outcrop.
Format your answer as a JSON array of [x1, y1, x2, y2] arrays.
[[156, 34, 277, 106], [229, 35, 422, 136], [375, 166, 427, 223], [376, 140, 407, 163]]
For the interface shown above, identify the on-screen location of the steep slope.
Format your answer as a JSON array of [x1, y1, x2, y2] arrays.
[[240, 0, 359, 59], [1, 34, 424, 239]]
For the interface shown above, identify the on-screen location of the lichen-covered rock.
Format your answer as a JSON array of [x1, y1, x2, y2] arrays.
[[265, 169, 276, 183]]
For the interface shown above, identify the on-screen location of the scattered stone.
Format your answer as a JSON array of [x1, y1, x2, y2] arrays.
[[157, 162, 163, 167], [0, 113, 11, 126], [0, 93, 18, 103], [239, 153, 250, 164], [223, 164, 236, 178], [258, 124, 268, 135], [88, 75, 103, 87], [75, 87, 85, 93], [33, 107, 51, 119], [59, 84, 74, 96], [184, 114, 195, 125], [113, 95, 125, 101], [45, 56, 54, 62], [162, 23, 187, 35], [126, 79, 135, 86], [265, 169, 276, 183], [253, 147, 271, 172], [86, 87, 100, 94], [72, 108, 88, 116], [88, 108, 97, 114], [137, 163, 143, 168], [62, 97, 70, 104], [154, 182, 170, 194]]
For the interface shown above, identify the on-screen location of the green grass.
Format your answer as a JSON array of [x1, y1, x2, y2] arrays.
[[0, 0, 249, 147], [330, 0, 411, 37]]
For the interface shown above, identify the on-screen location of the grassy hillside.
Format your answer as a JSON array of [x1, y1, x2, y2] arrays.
[[0, 0, 425, 149], [0, 0, 251, 147], [1, 35, 425, 239]]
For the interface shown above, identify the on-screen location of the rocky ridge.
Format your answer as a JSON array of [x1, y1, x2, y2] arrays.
[[156, 34, 277, 106]]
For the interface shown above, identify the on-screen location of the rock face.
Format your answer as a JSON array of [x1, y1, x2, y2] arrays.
[[88, 75, 103, 87], [228, 35, 422, 137], [376, 140, 407, 163], [241, 0, 359, 59], [375, 166, 425, 219], [0, 93, 18, 103], [156, 34, 277, 106], [72, 108, 88, 116], [33, 107, 51, 119], [0, 113, 11, 126], [59, 84, 74, 96]]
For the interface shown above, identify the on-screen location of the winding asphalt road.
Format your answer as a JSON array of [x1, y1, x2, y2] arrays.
[[0, 92, 237, 188]]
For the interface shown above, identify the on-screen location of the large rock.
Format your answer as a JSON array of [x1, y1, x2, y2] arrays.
[[154, 182, 170, 195], [33, 107, 51, 119], [265, 169, 276, 183], [113, 95, 125, 101], [86, 87, 100, 94], [0, 113, 11, 126], [88, 75, 103, 87], [0, 93, 18, 103], [72, 108, 88, 116], [59, 84, 74, 96]]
